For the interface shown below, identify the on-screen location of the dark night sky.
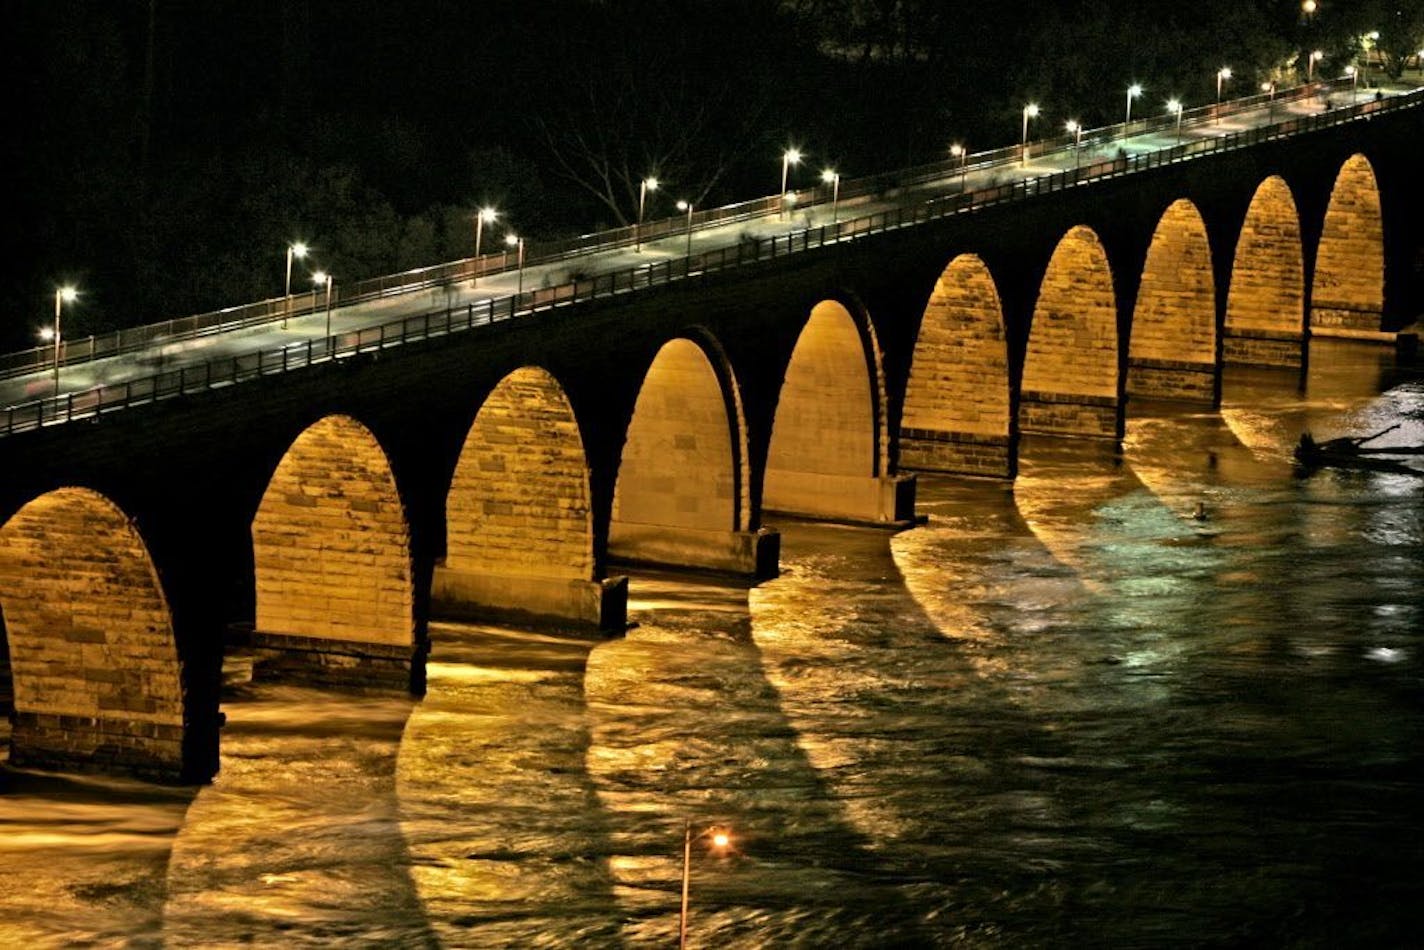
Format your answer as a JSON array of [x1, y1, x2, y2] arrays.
[[7, 0, 1409, 348]]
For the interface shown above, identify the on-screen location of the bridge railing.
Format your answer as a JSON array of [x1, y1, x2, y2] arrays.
[[2, 84, 1416, 439], [0, 78, 1360, 384]]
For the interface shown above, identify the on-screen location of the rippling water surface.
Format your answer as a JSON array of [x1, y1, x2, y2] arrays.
[[2, 341, 1421, 947]]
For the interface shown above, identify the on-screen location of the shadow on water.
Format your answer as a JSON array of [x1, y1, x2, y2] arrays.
[[584, 565, 942, 948], [162, 671, 439, 948], [396, 621, 626, 948]]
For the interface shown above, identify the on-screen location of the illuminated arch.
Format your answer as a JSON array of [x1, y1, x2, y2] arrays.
[[0, 487, 187, 775], [1312, 154, 1384, 332], [1021, 226, 1121, 439], [611, 335, 758, 572], [1128, 199, 1217, 403], [252, 414, 414, 649], [1224, 175, 1305, 366], [900, 254, 1013, 476], [764, 299, 889, 515]]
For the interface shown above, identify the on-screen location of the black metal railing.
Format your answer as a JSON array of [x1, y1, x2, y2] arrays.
[[3, 81, 1415, 438]]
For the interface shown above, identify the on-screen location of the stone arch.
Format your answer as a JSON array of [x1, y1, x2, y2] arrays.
[[1128, 199, 1218, 403], [0, 487, 189, 779], [901, 254, 1014, 477], [1021, 225, 1121, 439], [251, 414, 418, 690], [611, 335, 773, 576], [1311, 154, 1385, 333], [433, 366, 624, 628], [765, 300, 909, 521], [1224, 175, 1305, 366]]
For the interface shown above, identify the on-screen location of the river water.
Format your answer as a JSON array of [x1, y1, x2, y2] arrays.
[[2, 340, 1420, 948]]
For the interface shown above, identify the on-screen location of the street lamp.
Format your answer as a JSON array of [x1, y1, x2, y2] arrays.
[[1215, 66, 1232, 123], [1344, 64, 1358, 99], [1302, 0, 1316, 21], [283, 241, 308, 328], [1126, 83, 1143, 124], [676, 199, 694, 257], [820, 168, 840, 223], [1021, 103, 1039, 164], [1167, 98, 1184, 145], [780, 148, 801, 217], [312, 271, 333, 339], [636, 176, 658, 251], [474, 206, 497, 285], [1308, 49, 1323, 82], [950, 143, 967, 190], [679, 821, 732, 950], [505, 233, 526, 294], [1065, 119, 1083, 170], [1261, 81, 1277, 122], [43, 285, 78, 393]]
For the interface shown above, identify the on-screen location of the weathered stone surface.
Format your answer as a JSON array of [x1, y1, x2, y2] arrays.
[[899, 429, 1014, 479], [0, 487, 188, 779], [1311, 154, 1384, 332], [1129, 199, 1217, 402], [1225, 175, 1304, 367]]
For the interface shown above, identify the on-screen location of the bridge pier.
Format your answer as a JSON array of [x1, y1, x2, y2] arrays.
[[431, 567, 628, 631], [248, 631, 427, 694], [609, 525, 780, 579], [1222, 328, 1304, 368], [899, 430, 1015, 479], [1126, 358, 1218, 403], [764, 472, 917, 524], [1018, 391, 1122, 440]]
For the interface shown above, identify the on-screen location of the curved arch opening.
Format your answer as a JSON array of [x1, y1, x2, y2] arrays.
[[611, 336, 770, 575], [1128, 199, 1218, 403], [1312, 154, 1385, 333], [1021, 226, 1121, 440], [435, 367, 622, 628], [0, 487, 189, 778], [1225, 175, 1305, 366], [901, 253, 1014, 476], [252, 414, 417, 688], [765, 300, 907, 520]]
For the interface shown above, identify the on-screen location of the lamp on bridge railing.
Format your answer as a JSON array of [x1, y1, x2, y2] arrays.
[[283, 241, 308, 328], [820, 168, 841, 223], [780, 148, 802, 218], [1021, 103, 1039, 165], [1301, 0, 1316, 23], [474, 207, 498, 285], [1064, 119, 1083, 170], [676, 200, 694, 257], [1126, 84, 1143, 125], [1261, 81, 1277, 122], [678, 821, 733, 949], [1344, 64, 1358, 99], [1167, 98, 1185, 144], [1308, 49, 1324, 82], [950, 143, 967, 189], [505, 233, 526, 294], [312, 271, 334, 340], [40, 285, 78, 393], [1215, 67, 1232, 124], [636, 177, 658, 251]]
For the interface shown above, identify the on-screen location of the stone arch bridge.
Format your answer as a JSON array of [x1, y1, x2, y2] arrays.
[[1, 100, 1420, 782]]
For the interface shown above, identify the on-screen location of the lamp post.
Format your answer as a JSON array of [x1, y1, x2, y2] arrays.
[[312, 271, 333, 339], [1021, 103, 1039, 164], [506, 233, 526, 294], [283, 241, 308, 328], [1167, 98, 1184, 145], [1065, 119, 1083, 170], [780, 148, 801, 218], [1215, 66, 1231, 123], [636, 176, 658, 251], [474, 206, 497, 285], [676, 200, 694, 258], [1261, 81, 1277, 122], [43, 285, 78, 393], [1302, 0, 1316, 22], [1344, 64, 1358, 100], [949, 143, 967, 190], [820, 168, 840, 223], [678, 821, 732, 950], [1126, 83, 1143, 125], [1308, 49, 1323, 82]]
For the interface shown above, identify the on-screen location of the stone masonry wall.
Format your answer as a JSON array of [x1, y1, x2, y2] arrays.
[[1311, 154, 1385, 332], [1129, 199, 1217, 401]]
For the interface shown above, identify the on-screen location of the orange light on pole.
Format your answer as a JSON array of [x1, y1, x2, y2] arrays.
[[636, 177, 658, 251], [44, 285, 78, 392], [820, 168, 840, 223], [474, 207, 498, 285], [283, 241, 308, 328], [1021, 103, 1039, 164], [679, 821, 733, 950]]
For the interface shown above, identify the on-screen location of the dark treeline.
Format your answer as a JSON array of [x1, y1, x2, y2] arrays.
[[8, 0, 1419, 350]]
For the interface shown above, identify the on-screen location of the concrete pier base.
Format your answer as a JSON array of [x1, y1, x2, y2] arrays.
[[764, 472, 917, 525], [431, 568, 628, 632], [1018, 390, 1121, 440], [610, 525, 780, 579], [9, 711, 188, 782], [1126, 358, 1217, 403], [249, 631, 426, 695], [899, 429, 1015, 479], [1223, 328, 1303, 368]]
